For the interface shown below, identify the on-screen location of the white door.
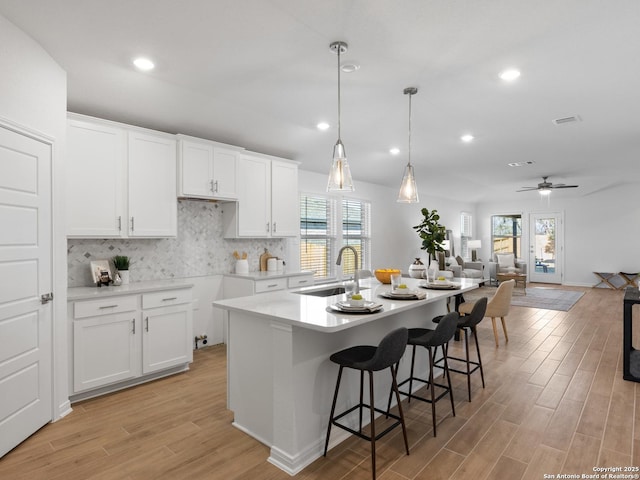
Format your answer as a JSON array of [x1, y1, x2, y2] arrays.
[[0, 124, 52, 457], [237, 156, 270, 237], [529, 212, 563, 284], [179, 139, 214, 198], [212, 147, 238, 200], [142, 305, 191, 374]]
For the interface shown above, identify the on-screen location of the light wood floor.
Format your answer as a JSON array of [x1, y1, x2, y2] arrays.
[[1, 285, 638, 479]]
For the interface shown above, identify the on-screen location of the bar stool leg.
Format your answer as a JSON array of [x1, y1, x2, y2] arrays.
[[359, 370, 364, 432], [464, 328, 471, 402], [368, 370, 377, 480], [390, 364, 410, 455], [428, 346, 437, 436], [324, 366, 344, 456], [443, 343, 455, 416], [408, 345, 417, 403], [473, 326, 485, 388]]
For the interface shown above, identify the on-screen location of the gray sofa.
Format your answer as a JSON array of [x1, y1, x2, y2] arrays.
[[488, 252, 527, 284]]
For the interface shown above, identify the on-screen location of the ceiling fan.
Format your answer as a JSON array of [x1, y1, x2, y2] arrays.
[[517, 176, 579, 195]]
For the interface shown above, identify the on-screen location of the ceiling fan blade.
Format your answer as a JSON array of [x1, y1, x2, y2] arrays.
[[516, 187, 538, 192], [550, 184, 579, 189]]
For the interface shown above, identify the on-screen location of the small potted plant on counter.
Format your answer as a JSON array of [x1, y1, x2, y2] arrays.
[[113, 255, 130, 285]]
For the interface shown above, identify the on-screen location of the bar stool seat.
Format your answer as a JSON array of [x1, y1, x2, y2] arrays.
[[324, 327, 409, 480], [433, 297, 488, 401], [395, 312, 459, 436]]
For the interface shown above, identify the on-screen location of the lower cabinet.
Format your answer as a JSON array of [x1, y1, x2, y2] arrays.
[[70, 286, 193, 400]]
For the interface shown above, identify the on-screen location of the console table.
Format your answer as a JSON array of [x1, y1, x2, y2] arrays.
[[623, 286, 640, 382]]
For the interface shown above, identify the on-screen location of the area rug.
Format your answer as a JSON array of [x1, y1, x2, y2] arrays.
[[462, 286, 585, 311]]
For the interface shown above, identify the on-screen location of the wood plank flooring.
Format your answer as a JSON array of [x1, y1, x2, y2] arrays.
[[1, 285, 638, 479]]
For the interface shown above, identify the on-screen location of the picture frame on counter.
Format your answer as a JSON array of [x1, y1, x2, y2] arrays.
[[90, 259, 113, 286]]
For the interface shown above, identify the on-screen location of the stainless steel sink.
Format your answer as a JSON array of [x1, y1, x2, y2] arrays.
[[293, 285, 368, 297]]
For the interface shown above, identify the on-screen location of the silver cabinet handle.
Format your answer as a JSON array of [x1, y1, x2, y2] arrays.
[[131, 217, 135, 231], [267, 284, 278, 288], [99, 304, 118, 309], [118, 216, 122, 231], [162, 297, 177, 301], [132, 319, 136, 334], [209, 180, 214, 192], [266, 222, 270, 232], [213, 180, 219, 193], [298, 280, 308, 284], [273, 222, 277, 233], [145, 316, 149, 332]]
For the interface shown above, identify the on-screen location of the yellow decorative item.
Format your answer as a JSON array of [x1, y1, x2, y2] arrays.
[[374, 269, 402, 284], [351, 294, 363, 300], [398, 284, 408, 289]]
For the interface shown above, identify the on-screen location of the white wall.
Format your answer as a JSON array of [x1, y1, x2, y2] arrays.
[[0, 14, 68, 419], [298, 170, 476, 272], [476, 183, 640, 286]]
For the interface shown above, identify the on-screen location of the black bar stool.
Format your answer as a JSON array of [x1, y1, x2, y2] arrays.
[[434, 297, 488, 401], [394, 311, 459, 437], [324, 327, 410, 480]]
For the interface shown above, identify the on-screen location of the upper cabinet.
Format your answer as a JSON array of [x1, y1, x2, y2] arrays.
[[223, 154, 299, 238], [176, 135, 240, 201], [67, 114, 177, 238]]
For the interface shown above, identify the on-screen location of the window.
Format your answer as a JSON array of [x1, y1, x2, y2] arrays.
[[341, 198, 371, 275], [299, 194, 371, 280], [491, 214, 522, 258], [300, 195, 336, 279], [460, 211, 472, 259]]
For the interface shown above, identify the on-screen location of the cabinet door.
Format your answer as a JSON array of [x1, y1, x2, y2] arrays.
[[212, 147, 238, 200], [67, 118, 126, 237], [271, 160, 299, 236], [142, 304, 192, 374], [73, 313, 140, 393], [236, 155, 270, 237], [178, 139, 214, 198], [128, 131, 177, 237]]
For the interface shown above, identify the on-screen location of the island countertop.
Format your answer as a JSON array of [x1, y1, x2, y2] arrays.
[[212, 276, 479, 333]]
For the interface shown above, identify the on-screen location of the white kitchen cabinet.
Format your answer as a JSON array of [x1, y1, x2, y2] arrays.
[[66, 113, 177, 238], [128, 131, 177, 237], [69, 284, 193, 401], [67, 118, 126, 237], [177, 135, 240, 200], [223, 154, 298, 238], [141, 291, 193, 374]]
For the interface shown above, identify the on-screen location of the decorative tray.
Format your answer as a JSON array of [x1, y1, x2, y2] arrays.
[[329, 301, 384, 314], [418, 281, 461, 290]]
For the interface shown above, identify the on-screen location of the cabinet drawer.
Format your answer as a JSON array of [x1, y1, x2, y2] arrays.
[[142, 289, 192, 309], [74, 295, 138, 319], [288, 275, 314, 288], [255, 278, 287, 293]]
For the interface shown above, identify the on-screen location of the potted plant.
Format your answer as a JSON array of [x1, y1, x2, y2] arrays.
[[113, 255, 130, 285], [413, 208, 447, 278]]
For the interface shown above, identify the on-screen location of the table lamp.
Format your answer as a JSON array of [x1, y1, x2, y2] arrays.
[[468, 240, 481, 261]]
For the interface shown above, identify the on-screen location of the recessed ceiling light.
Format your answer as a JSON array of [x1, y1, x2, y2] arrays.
[[499, 69, 520, 81], [316, 122, 330, 131], [341, 63, 360, 73], [389, 147, 400, 155], [133, 57, 155, 71], [461, 134, 474, 143]]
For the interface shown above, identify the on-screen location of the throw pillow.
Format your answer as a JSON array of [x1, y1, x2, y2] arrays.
[[447, 256, 459, 267], [455, 255, 465, 266], [496, 253, 515, 268]]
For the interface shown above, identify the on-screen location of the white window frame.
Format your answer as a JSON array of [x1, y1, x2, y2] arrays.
[[460, 211, 473, 260]]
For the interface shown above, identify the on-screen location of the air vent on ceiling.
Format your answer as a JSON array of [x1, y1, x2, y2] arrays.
[[553, 115, 581, 125], [507, 161, 535, 167]]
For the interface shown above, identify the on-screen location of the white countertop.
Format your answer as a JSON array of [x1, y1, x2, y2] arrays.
[[213, 277, 480, 332], [223, 270, 314, 281], [68, 279, 194, 301]]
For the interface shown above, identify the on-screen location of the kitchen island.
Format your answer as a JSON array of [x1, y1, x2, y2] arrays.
[[212, 277, 479, 475]]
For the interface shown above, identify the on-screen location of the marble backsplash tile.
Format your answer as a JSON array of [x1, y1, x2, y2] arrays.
[[67, 200, 287, 287]]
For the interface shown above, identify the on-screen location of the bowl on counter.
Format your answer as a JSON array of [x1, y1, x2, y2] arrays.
[[374, 269, 401, 284]]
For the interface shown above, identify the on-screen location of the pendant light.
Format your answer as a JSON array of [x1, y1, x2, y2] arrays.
[[397, 87, 419, 203], [327, 41, 354, 192]]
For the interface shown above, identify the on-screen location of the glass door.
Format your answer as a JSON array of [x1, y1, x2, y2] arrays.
[[528, 212, 563, 284]]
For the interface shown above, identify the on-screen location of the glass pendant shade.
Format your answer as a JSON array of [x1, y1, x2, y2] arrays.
[[327, 139, 354, 191], [327, 41, 354, 192], [397, 86, 419, 203], [397, 163, 419, 203]]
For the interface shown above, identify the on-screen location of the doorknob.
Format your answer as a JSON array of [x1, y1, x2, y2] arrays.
[[40, 292, 54, 304]]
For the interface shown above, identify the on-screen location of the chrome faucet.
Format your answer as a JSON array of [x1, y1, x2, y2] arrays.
[[336, 245, 360, 294]]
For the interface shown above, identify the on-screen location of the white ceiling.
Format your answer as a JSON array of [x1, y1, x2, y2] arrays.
[[2, 0, 639, 202]]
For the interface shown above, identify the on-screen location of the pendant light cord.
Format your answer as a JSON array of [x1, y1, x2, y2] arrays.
[[336, 45, 342, 142], [407, 92, 412, 167]]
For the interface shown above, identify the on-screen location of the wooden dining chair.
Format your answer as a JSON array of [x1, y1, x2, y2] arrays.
[[459, 279, 515, 347]]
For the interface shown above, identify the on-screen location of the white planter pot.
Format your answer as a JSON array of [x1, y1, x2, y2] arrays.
[[119, 270, 130, 285]]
